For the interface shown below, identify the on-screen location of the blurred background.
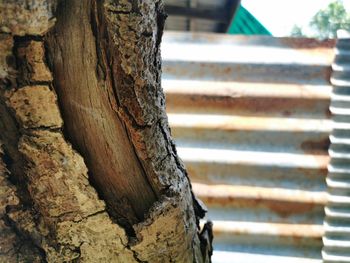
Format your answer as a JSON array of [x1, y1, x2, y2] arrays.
[[163, 0, 350, 38], [161, 1, 350, 262]]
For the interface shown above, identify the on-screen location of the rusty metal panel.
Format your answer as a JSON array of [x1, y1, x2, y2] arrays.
[[322, 32, 350, 263], [161, 32, 335, 262]]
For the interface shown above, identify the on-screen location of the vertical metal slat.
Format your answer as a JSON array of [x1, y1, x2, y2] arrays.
[[323, 31, 350, 263]]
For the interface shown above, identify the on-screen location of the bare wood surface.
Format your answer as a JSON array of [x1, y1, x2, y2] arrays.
[[46, 0, 157, 225]]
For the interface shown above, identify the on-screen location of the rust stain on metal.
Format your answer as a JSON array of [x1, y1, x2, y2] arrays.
[[301, 137, 330, 154], [279, 38, 335, 65], [210, 221, 324, 239], [296, 167, 328, 177], [166, 95, 330, 118], [198, 197, 325, 216], [192, 184, 328, 206], [265, 201, 317, 218], [279, 38, 335, 49], [204, 196, 321, 218], [168, 114, 332, 133], [163, 81, 331, 98]]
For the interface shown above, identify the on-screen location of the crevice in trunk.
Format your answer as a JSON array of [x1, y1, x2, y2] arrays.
[[46, 0, 159, 230]]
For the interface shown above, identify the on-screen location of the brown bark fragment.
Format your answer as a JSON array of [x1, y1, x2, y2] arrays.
[[0, 0, 56, 36], [0, 145, 19, 260], [0, 34, 30, 198], [16, 40, 53, 83], [53, 212, 134, 262], [0, 34, 14, 79], [0, 33, 43, 262], [19, 130, 106, 221], [131, 191, 202, 262], [8, 85, 62, 128], [0, 143, 43, 262]]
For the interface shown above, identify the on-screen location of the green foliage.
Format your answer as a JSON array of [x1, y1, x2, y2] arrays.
[[290, 25, 304, 37], [310, 0, 350, 38]]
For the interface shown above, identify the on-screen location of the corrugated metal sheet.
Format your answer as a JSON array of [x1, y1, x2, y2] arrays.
[[161, 32, 335, 262], [322, 32, 350, 263]]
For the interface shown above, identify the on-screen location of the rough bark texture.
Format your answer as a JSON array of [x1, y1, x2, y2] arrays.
[[0, 142, 43, 262], [0, 0, 212, 262], [0, 0, 56, 36]]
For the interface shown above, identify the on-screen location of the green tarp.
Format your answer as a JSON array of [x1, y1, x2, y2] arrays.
[[228, 5, 271, 35]]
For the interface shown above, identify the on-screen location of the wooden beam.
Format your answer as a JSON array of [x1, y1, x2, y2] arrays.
[[164, 5, 229, 22], [218, 0, 241, 32]]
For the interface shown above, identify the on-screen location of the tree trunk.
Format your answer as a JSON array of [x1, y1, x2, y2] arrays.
[[0, 0, 212, 262]]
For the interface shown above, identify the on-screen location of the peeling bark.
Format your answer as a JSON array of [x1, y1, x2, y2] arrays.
[[0, 0, 212, 262], [0, 142, 43, 262]]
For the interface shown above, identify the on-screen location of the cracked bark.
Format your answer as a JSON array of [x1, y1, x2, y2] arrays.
[[0, 0, 212, 262]]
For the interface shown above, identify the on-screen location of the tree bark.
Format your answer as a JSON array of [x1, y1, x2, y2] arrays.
[[0, 0, 212, 262]]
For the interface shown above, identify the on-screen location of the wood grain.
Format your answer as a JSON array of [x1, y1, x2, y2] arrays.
[[46, 0, 157, 225]]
